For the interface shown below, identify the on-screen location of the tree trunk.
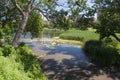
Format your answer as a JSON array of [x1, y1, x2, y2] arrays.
[[11, 0, 35, 47], [12, 12, 28, 47]]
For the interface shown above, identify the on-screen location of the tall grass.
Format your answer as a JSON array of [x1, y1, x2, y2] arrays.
[[59, 30, 99, 42], [84, 40, 120, 68]]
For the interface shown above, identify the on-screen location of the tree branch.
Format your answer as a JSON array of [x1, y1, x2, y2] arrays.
[[34, 8, 49, 21], [27, 0, 35, 13], [12, 0, 24, 15]]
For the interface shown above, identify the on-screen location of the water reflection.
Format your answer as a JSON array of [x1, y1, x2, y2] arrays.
[[21, 32, 90, 66], [23, 38, 89, 68]]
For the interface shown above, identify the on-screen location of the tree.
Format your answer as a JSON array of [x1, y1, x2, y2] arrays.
[[0, 0, 19, 28], [96, 0, 120, 41], [25, 11, 45, 38], [50, 9, 71, 31], [10, 0, 57, 47], [0, 0, 20, 45], [11, 0, 35, 47], [0, 0, 57, 47], [67, 0, 94, 29]]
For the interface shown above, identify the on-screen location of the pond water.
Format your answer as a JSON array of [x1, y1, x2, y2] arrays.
[[21, 33, 90, 68], [20, 33, 90, 79]]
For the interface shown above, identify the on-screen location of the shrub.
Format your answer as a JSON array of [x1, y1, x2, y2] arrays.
[[0, 48, 3, 56], [0, 56, 30, 80], [0, 44, 47, 80], [2, 45, 16, 57], [84, 40, 120, 68]]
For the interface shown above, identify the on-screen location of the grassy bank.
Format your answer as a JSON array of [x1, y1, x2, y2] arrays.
[[59, 29, 120, 68], [84, 40, 120, 68], [0, 44, 47, 80], [59, 30, 99, 42]]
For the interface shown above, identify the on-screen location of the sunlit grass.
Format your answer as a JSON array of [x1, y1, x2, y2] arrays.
[[59, 29, 99, 42]]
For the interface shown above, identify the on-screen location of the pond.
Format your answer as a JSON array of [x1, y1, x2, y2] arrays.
[[21, 32, 90, 79], [20, 32, 120, 80], [21, 33, 89, 67]]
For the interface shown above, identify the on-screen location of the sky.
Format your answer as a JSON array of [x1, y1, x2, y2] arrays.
[[55, 0, 97, 19], [55, 0, 94, 11], [55, 0, 68, 11]]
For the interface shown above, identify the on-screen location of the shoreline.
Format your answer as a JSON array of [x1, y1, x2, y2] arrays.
[[20, 37, 83, 45]]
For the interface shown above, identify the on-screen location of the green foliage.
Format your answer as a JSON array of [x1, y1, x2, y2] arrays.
[[84, 40, 120, 68], [0, 0, 20, 28], [0, 48, 3, 56], [26, 11, 45, 38], [68, 0, 88, 19], [91, 21, 101, 29], [0, 56, 30, 80], [68, 0, 95, 29], [50, 10, 71, 31], [3, 25, 13, 42], [1, 0, 58, 47], [16, 0, 30, 9], [2, 45, 16, 56], [0, 29, 4, 39], [60, 30, 99, 42], [0, 25, 14, 45], [96, 0, 120, 41], [16, 45, 45, 79], [0, 29, 4, 45], [0, 44, 47, 80]]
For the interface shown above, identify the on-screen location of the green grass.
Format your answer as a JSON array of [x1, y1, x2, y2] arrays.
[[60, 29, 120, 68], [59, 29, 99, 42], [0, 44, 47, 80]]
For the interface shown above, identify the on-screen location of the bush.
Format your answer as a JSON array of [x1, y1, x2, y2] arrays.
[[0, 44, 47, 80], [84, 40, 120, 68], [0, 56, 30, 80], [2, 45, 16, 56], [0, 48, 3, 56]]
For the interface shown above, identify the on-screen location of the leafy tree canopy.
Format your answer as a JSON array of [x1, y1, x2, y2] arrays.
[[0, 0, 58, 47], [50, 9, 71, 31], [96, 0, 120, 41], [25, 11, 45, 38], [67, 0, 95, 29]]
